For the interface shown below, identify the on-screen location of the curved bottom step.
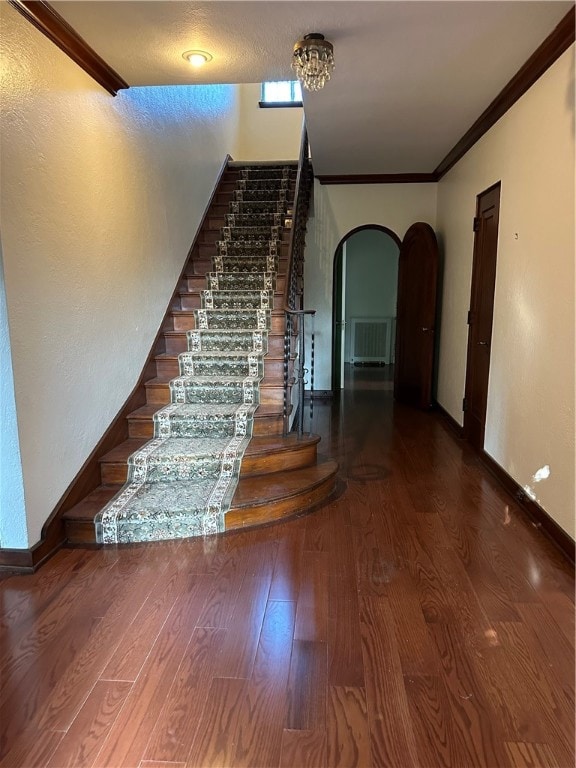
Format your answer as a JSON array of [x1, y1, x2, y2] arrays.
[[63, 453, 338, 544], [226, 460, 338, 530]]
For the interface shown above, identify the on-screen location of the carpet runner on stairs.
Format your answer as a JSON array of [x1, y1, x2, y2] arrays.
[[95, 166, 293, 544]]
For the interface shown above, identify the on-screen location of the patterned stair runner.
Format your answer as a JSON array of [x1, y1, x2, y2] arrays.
[[95, 165, 293, 543]]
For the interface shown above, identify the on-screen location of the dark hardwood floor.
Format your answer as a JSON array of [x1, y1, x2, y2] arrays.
[[1, 364, 574, 768]]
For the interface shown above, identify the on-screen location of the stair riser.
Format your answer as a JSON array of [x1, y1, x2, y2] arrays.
[[156, 337, 286, 375], [209, 205, 291, 219], [225, 474, 337, 531], [146, 382, 286, 407], [218, 180, 297, 193], [128, 412, 284, 439], [187, 257, 289, 276], [241, 443, 318, 476], [185, 276, 286, 293], [179, 294, 283, 311], [179, 360, 265, 378], [198, 243, 289, 259], [167, 314, 285, 333], [155, 356, 285, 380], [164, 334, 188, 354]]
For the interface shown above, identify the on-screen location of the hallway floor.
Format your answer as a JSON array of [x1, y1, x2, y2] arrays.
[[1, 369, 574, 767]]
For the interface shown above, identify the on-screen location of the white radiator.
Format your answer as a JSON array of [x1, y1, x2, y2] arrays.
[[351, 317, 395, 364]]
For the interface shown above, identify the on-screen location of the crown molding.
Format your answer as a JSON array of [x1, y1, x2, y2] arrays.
[[434, 6, 575, 179], [316, 173, 438, 185], [7, 0, 129, 95]]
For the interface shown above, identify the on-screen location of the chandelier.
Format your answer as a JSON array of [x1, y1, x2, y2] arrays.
[[292, 33, 334, 92]]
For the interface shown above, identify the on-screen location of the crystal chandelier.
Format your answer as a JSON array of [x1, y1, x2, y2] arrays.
[[292, 33, 334, 92]]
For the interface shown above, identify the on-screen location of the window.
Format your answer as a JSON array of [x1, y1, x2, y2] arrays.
[[259, 81, 303, 108]]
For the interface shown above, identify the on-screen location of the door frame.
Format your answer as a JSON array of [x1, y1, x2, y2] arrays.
[[331, 224, 401, 391]]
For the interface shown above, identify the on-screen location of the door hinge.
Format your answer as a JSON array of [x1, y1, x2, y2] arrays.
[[467, 310, 472, 325], [462, 397, 468, 412], [473, 216, 481, 232]]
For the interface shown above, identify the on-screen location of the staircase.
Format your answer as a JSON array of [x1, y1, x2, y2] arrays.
[[63, 159, 337, 545]]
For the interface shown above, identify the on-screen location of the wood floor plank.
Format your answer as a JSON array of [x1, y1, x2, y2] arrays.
[[386, 568, 440, 676], [285, 640, 327, 731], [269, 527, 304, 601], [232, 536, 280, 579], [503, 741, 560, 768], [0, 613, 101, 759], [404, 674, 491, 768], [478, 620, 575, 760], [428, 620, 511, 768], [280, 729, 327, 768], [213, 574, 270, 679], [142, 627, 227, 763], [46, 680, 132, 768], [351, 521, 393, 597], [359, 596, 419, 768], [515, 602, 575, 706], [233, 600, 296, 767], [140, 762, 185, 768], [195, 559, 245, 628], [185, 677, 247, 768], [327, 574, 365, 688], [295, 551, 329, 642], [99, 566, 191, 682], [304, 505, 334, 553], [0, 548, 91, 635], [93, 580, 208, 768], [326, 686, 371, 768], [392, 525, 457, 625], [0, 729, 65, 768], [36, 562, 163, 730], [0, 552, 118, 700], [538, 590, 575, 645]]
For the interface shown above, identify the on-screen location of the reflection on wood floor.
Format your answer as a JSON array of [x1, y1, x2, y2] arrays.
[[1, 368, 574, 768]]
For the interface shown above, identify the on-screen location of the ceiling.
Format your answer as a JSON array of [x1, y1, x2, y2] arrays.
[[50, 1, 573, 176]]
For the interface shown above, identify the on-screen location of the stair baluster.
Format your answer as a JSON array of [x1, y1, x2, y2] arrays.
[[283, 125, 314, 435]]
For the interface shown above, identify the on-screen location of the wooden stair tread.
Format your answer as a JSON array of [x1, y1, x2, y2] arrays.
[[99, 439, 147, 464], [63, 486, 121, 521]]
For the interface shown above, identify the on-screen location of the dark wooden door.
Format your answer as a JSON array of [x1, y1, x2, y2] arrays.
[[394, 222, 439, 409], [464, 182, 501, 450]]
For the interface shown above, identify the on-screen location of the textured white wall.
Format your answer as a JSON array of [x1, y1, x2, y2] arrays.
[[436, 46, 575, 538], [0, 5, 240, 546], [0, 241, 28, 548], [236, 83, 303, 161], [304, 183, 438, 390]]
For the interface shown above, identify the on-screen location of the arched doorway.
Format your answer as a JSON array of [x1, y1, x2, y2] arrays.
[[332, 225, 401, 391]]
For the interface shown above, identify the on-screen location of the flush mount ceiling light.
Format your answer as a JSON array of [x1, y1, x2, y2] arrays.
[[291, 33, 334, 91], [182, 50, 213, 67]]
